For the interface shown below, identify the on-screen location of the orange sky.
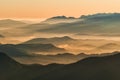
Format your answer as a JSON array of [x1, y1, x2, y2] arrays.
[[0, 0, 120, 18]]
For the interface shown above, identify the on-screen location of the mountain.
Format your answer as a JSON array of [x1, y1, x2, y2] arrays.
[[15, 44, 66, 55], [80, 13, 120, 20], [42, 16, 79, 24], [23, 36, 75, 45], [34, 52, 120, 80], [0, 52, 63, 80], [0, 19, 28, 39], [14, 53, 89, 65], [0, 43, 66, 56], [92, 43, 120, 53], [0, 44, 28, 57], [0, 52, 22, 80], [98, 43, 120, 50], [38, 13, 120, 37], [1, 52, 120, 80], [0, 19, 27, 27]]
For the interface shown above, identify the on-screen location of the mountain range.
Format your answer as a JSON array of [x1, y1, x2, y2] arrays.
[[0, 44, 28, 57], [2, 13, 120, 43], [17, 13, 120, 38], [0, 19, 27, 28], [20, 36, 120, 54], [14, 53, 89, 65], [1, 51, 120, 80], [23, 36, 75, 45], [0, 44, 66, 55], [37, 13, 120, 36]]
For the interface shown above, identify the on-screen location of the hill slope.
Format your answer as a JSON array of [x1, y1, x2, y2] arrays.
[[34, 52, 120, 80], [23, 36, 75, 45], [1, 52, 120, 80]]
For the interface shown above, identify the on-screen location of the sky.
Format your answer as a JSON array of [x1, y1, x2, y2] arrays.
[[0, 0, 120, 19]]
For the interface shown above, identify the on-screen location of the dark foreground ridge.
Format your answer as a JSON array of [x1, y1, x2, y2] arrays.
[[0, 52, 120, 80]]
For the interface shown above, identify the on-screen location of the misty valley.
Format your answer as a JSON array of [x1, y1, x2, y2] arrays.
[[1, 13, 120, 80]]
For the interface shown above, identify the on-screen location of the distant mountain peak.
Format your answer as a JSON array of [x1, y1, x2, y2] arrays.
[[50, 16, 67, 19], [0, 19, 26, 24], [41, 16, 78, 24], [48, 16, 76, 20]]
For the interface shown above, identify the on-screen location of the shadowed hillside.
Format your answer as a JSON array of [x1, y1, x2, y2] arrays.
[[34, 52, 120, 80], [0, 44, 29, 57], [13, 53, 89, 65], [1, 52, 120, 80], [0, 44, 66, 55]]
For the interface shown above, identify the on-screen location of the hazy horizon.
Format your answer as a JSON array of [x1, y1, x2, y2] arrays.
[[0, 0, 120, 18], [1, 1, 120, 80]]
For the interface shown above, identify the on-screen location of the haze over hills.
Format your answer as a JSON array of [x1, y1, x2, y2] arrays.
[[97, 43, 120, 50], [0, 19, 30, 44], [80, 13, 120, 20], [15, 44, 66, 55], [0, 44, 66, 55], [1, 41, 119, 65], [21, 36, 120, 54], [23, 36, 75, 45], [0, 44, 90, 65], [1, 0, 120, 79], [0, 19, 27, 28], [34, 51, 120, 80], [1, 13, 120, 44], [92, 43, 120, 53], [14, 53, 89, 65], [1, 0, 120, 78], [1, 52, 120, 80], [0, 19, 26, 24], [0, 13, 120, 54], [0, 44, 29, 57], [37, 13, 120, 37]]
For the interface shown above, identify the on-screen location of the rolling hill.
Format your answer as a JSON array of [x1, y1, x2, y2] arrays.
[[0, 44, 67, 55], [23, 36, 75, 45], [34, 51, 120, 80], [14, 53, 89, 65], [0, 19, 27, 27], [15, 44, 66, 54], [0, 44, 29, 57]]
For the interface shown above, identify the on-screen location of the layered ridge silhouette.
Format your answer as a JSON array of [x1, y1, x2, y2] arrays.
[[0, 52, 120, 80]]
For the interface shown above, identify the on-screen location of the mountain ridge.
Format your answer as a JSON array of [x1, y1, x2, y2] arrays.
[[1, 52, 120, 80]]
